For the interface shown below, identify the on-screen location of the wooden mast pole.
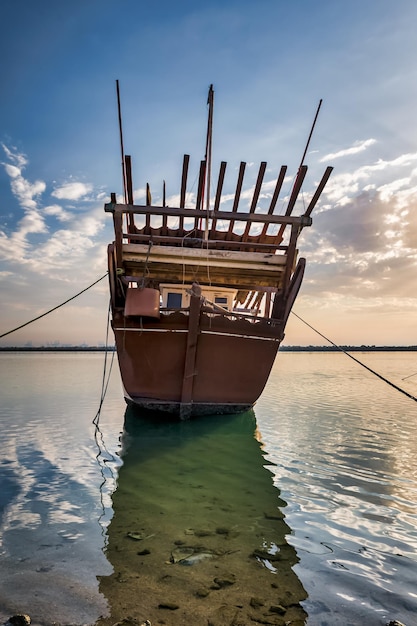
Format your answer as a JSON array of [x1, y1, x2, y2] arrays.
[[204, 84, 214, 240], [116, 80, 128, 205], [116, 80, 134, 231]]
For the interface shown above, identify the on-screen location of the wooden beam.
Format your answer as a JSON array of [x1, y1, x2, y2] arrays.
[[105, 203, 312, 227], [124, 155, 134, 230], [259, 165, 287, 240], [286, 164, 308, 216], [195, 160, 206, 227], [275, 164, 308, 244], [243, 161, 267, 240], [121, 232, 288, 251], [211, 161, 227, 230], [227, 161, 246, 239], [125, 155, 134, 205], [122, 243, 288, 268], [304, 166, 333, 218], [180, 154, 190, 208], [180, 284, 202, 414], [179, 154, 190, 231], [268, 166, 287, 213]]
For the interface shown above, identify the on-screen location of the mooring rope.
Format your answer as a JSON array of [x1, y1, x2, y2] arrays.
[[93, 298, 116, 427], [291, 310, 417, 403], [0, 272, 109, 339], [92, 298, 117, 539]]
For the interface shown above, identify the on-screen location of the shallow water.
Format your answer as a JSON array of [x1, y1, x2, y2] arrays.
[[258, 352, 417, 626], [0, 351, 416, 625]]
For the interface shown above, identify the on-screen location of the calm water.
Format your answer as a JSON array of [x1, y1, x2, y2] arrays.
[[0, 351, 416, 625]]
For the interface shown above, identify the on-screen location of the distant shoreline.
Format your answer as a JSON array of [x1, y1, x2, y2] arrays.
[[1, 345, 417, 352]]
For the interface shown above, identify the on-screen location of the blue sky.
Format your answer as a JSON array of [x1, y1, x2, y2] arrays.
[[2, 0, 417, 346]]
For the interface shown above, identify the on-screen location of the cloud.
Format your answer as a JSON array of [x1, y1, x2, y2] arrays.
[[320, 138, 377, 162], [43, 204, 72, 222], [4, 163, 21, 178], [317, 151, 417, 209], [1, 143, 28, 168], [300, 184, 417, 305], [52, 182, 93, 201], [0, 144, 106, 278], [1, 145, 46, 210]]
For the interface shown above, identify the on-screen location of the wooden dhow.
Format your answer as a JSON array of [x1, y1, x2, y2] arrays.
[[106, 84, 333, 418]]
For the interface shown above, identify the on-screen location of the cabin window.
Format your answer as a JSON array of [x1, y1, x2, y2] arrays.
[[167, 292, 182, 308], [214, 296, 228, 309]]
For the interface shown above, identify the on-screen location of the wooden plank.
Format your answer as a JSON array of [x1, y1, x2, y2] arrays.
[[145, 183, 151, 231], [162, 180, 168, 233], [180, 154, 190, 208], [125, 155, 134, 205], [124, 155, 134, 230], [268, 166, 287, 213], [105, 203, 312, 227], [242, 161, 267, 241], [286, 164, 308, 216], [122, 263, 286, 289], [226, 161, 246, 240], [121, 232, 287, 251], [195, 160, 206, 227], [275, 164, 308, 244], [249, 162, 267, 212], [122, 243, 287, 266], [304, 166, 333, 217], [259, 165, 287, 240], [179, 154, 190, 231], [113, 210, 123, 270], [210, 161, 227, 230], [180, 284, 202, 413]]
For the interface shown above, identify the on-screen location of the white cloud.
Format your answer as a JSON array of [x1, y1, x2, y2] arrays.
[[10, 176, 46, 209], [1, 143, 28, 168], [320, 138, 377, 162], [4, 164, 21, 178], [318, 150, 417, 210], [0, 144, 106, 278], [52, 182, 93, 201], [2, 145, 46, 209], [43, 204, 72, 222]]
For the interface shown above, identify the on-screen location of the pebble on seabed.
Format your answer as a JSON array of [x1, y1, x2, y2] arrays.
[[3, 613, 405, 626], [6, 617, 31, 626]]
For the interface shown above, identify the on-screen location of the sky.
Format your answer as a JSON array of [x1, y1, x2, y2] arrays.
[[1, 0, 417, 347]]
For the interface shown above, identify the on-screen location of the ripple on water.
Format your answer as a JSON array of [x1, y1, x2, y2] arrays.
[[256, 352, 417, 625]]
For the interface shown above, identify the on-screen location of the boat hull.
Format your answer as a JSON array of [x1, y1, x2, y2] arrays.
[[112, 311, 283, 418]]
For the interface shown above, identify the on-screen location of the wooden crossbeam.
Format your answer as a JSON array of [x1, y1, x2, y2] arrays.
[[106, 203, 312, 227]]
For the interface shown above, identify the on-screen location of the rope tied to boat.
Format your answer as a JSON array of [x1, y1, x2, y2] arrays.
[[139, 240, 153, 288], [291, 310, 417, 404], [0, 272, 109, 339]]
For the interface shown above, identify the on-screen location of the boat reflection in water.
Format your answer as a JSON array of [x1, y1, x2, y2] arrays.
[[97, 409, 307, 626]]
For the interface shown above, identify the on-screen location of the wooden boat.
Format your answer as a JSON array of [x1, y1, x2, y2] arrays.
[[105, 85, 332, 418]]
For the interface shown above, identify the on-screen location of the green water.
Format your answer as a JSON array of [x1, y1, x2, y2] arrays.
[[98, 409, 307, 625]]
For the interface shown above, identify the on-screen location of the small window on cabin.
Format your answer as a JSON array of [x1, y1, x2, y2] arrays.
[[167, 292, 182, 308], [214, 296, 228, 309]]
